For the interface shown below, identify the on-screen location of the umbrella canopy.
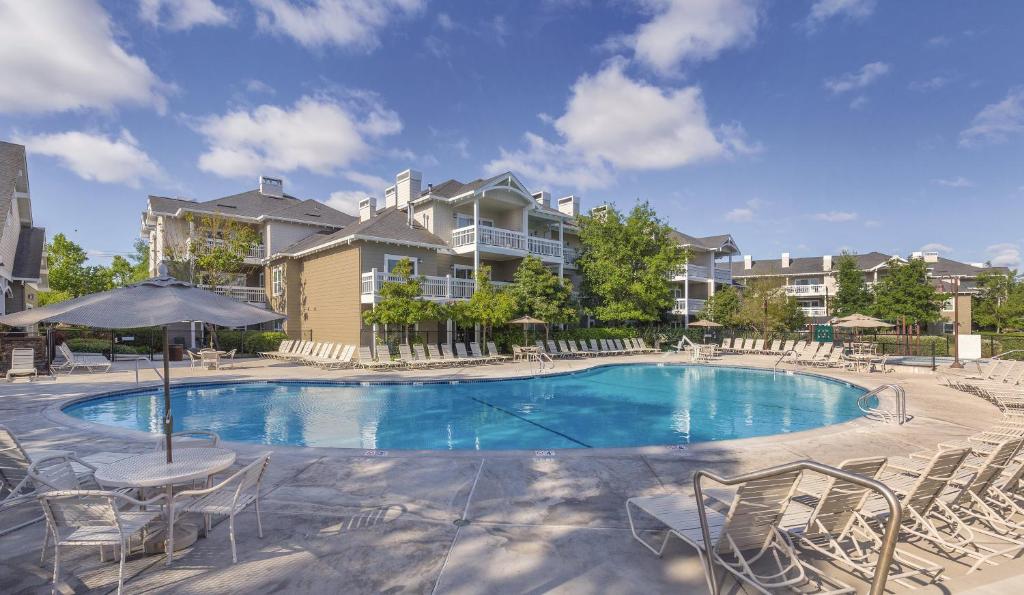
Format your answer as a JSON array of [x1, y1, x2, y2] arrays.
[[689, 319, 723, 328], [508, 315, 546, 326], [0, 270, 285, 463], [836, 315, 893, 329]]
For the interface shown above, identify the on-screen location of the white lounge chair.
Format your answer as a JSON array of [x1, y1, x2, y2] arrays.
[[486, 341, 510, 362], [322, 345, 356, 370], [428, 344, 456, 366], [6, 348, 37, 382], [258, 339, 291, 359], [54, 343, 111, 374]]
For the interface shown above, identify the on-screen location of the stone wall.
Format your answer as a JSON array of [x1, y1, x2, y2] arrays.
[[0, 336, 48, 375]]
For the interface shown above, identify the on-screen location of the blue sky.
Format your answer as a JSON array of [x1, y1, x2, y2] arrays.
[[1, 0, 1022, 269]]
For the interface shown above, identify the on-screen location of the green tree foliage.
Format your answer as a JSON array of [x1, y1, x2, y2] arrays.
[[576, 202, 688, 322], [696, 285, 741, 326], [186, 215, 261, 287], [736, 278, 807, 341], [447, 266, 516, 343], [362, 258, 444, 343], [109, 256, 136, 288], [973, 270, 1024, 333], [38, 233, 115, 304], [872, 258, 946, 325], [507, 256, 576, 332], [831, 252, 873, 316]]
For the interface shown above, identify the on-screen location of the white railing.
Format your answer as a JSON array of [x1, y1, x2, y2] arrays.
[[198, 284, 267, 304], [672, 298, 706, 314], [564, 247, 580, 269], [202, 238, 265, 260], [801, 306, 828, 317], [670, 264, 730, 283], [361, 270, 510, 301], [714, 267, 732, 284], [785, 284, 827, 296], [528, 236, 562, 258]]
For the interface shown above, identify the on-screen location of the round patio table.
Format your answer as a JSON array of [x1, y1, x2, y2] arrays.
[[94, 447, 236, 554]]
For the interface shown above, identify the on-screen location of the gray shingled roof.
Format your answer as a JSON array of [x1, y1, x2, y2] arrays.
[[927, 257, 1009, 277], [732, 252, 892, 276], [12, 226, 45, 280], [0, 142, 29, 240], [148, 189, 353, 227], [276, 207, 448, 257], [669, 230, 738, 253]]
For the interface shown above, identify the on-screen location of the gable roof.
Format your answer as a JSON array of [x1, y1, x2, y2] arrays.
[[274, 207, 448, 258], [669, 230, 740, 254], [12, 226, 45, 280], [0, 142, 29, 241], [148, 189, 354, 227], [731, 252, 893, 276], [927, 256, 1009, 277]]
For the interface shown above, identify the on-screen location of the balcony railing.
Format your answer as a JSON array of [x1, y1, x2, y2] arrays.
[[198, 284, 268, 305], [361, 270, 510, 302], [564, 247, 580, 269], [670, 264, 732, 284], [785, 284, 827, 296], [201, 238, 265, 260], [451, 225, 563, 259], [801, 306, 828, 317], [672, 298, 706, 314], [713, 268, 732, 284]]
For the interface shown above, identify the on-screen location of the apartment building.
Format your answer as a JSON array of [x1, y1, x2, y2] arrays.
[[731, 250, 1008, 330], [666, 231, 740, 322], [266, 170, 578, 346], [0, 141, 47, 316]]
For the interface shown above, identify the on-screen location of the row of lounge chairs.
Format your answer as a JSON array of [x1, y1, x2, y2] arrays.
[[531, 338, 656, 359], [258, 339, 511, 369], [626, 411, 1024, 592]]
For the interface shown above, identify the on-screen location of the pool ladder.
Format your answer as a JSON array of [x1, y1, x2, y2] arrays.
[[857, 384, 908, 425]]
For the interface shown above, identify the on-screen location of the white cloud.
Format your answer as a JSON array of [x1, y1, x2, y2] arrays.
[[0, 0, 169, 114], [437, 12, 455, 31], [909, 76, 951, 92], [986, 243, 1021, 269], [724, 198, 764, 222], [925, 35, 950, 48], [863, 219, 881, 228], [343, 171, 389, 192], [245, 79, 276, 95], [487, 60, 757, 189], [252, 0, 425, 51], [623, 0, 761, 75], [16, 129, 162, 188], [921, 242, 953, 253], [326, 171, 389, 214], [139, 0, 230, 30], [931, 176, 973, 188], [959, 87, 1024, 147], [806, 0, 875, 31], [849, 95, 868, 110], [194, 95, 402, 179], [813, 211, 858, 222], [824, 62, 890, 94], [326, 190, 366, 214]]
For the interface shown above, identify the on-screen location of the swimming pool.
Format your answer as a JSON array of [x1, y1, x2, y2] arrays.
[[63, 364, 867, 451]]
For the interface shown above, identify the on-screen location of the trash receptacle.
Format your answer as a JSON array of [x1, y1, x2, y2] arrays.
[[169, 344, 184, 362]]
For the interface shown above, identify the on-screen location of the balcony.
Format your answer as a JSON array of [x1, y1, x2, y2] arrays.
[[201, 238, 265, 263], [669, 264, 732, 284], [672, 298, 706, 315], [360, 271, 511, 304], [800, 306, 828, 317], [198, 284, 268, 307], [784, 284, 827, 296], [563, 247, 580, 269], [451, 225, 562, 262]]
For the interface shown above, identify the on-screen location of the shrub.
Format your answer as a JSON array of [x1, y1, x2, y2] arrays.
[[215, 331, 287, 355], [64, 338, 147, 355]]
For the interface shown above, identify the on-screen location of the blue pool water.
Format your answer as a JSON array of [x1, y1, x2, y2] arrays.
[[63, 365, 866, 451]]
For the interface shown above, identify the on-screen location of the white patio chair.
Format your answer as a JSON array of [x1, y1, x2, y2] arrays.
[[487, 341, 510, 361], [185, 350, 200, 369], [258, 339, 292, 359], [55, 343, 112, 374], [168, 453, 272, 564], [39, 490, 166, 594], [6, 348, 37, 382], [222, 348, 237, 369]]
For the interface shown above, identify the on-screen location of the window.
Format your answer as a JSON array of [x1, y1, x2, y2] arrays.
[[942, 298, 955, 312], [271, 265, 283, 296], [385, 255, 417, 275], [453, 264, 474, 280], [455, 213, 494, 228]]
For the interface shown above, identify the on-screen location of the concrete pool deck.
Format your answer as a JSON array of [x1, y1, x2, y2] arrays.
[[0, 353, 1018, 593]]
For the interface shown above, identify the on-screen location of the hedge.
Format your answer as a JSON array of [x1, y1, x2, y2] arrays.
[[215, 331, 287, 355], [65, 338, 148, 355]]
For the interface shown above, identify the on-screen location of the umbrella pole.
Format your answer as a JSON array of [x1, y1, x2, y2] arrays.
[[163, 326, 173, 463]]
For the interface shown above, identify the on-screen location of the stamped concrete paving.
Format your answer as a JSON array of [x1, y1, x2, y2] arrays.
[[0, 353, 1018, 593]]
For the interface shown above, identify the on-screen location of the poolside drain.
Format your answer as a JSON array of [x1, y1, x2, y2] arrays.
[[453, 518, 471, 527]]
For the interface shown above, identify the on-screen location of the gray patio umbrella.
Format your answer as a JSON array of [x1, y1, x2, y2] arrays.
[[0, 267, 284, 462]]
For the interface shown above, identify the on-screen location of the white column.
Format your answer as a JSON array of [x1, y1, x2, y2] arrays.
[[707, 251, 715, 298], [473, 198, 481, 344], [558, 221, 564, 278], [684, 278, 690, 327]]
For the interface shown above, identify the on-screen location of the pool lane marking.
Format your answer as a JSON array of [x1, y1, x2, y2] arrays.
[[467, 396, 593, 449]]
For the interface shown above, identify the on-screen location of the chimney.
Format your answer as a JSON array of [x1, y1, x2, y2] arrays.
[[395, 169, 422, 209], [781, 252, 791, 269], [923, 251, 939, 263], [743, 254, 752, 270], [911, 251, 923, 260], [532, 191, 550, 208], [384, 185, 396, 209], [358, 197, 377, 222], [557, 195, 579, 217], [259, 176, 283, 198], [823, 254, 832, 271]]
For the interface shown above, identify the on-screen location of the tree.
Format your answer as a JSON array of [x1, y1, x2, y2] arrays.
[[362, 258, 444, 344], [450, 266, 516, 343], [697, 285, 741, 326], [872, 258, 946, 326], [38, 233, 115, 304], [507, 256, 576, 335], [576, 202, 689, 323], [109, 256, 136, 288], [831, 252, 873, 316], [185, 215, 260, 288], [973, 270, 1024, 333], [736, 279, 806, 342]]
